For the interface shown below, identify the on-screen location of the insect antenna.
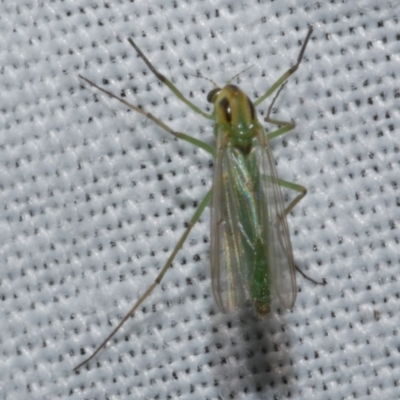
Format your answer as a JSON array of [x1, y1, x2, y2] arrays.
[[189, 72, 219, 88], [227, 64, 254, 84]]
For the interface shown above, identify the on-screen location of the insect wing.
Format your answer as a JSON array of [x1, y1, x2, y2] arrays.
[[210, 130, 250, 313], [255, 130, 297, 309]]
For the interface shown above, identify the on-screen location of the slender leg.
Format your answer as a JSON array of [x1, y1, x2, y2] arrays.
[[272, 176, 326, 286], [127, 38, 212, 120], [264, 82, 295, 139], [263, 173, 326, 286], [262, 80, 306, 217], [77, 46, 216, 370], [254, 27, 313, 108], [73, 189, 213, 371], [263, 75, 306, 217], [295, 264, 326, 285], [275, 178, 307, 217], [79, 75, 215, 157]]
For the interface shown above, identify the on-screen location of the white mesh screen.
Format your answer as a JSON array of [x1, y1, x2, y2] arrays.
[[1, 1, 400, 399]]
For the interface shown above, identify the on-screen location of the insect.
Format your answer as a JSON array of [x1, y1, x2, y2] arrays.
[[74, 27, 321, 371]]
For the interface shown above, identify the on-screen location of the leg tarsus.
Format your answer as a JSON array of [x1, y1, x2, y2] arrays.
[[296, 264, 326, 286]]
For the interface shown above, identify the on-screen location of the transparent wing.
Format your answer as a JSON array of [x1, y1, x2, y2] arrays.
[[210, 130, 249, 313], [255, 130, 297, 309]]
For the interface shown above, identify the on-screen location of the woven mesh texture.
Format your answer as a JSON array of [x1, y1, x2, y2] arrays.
[[1, 1, 400, 399]]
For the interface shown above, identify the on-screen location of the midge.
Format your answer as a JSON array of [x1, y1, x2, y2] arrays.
[[75, 28, 322, 371]]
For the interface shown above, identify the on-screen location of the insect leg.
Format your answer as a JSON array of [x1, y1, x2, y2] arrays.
[[127, 38, 212, 120], [254, 27, 313, 108], [79, 75, 215, 157], [274, 178, 307, 216], [262, 64, 307, 217], [273, 177, 326, 286], [73, 189, 213, 371]]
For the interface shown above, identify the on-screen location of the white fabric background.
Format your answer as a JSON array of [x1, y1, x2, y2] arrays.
[[1, 1, 400, 399]]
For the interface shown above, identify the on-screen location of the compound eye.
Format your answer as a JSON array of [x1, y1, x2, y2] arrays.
[[207, 88, 220, 103], [219, 97, 231, 123]]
